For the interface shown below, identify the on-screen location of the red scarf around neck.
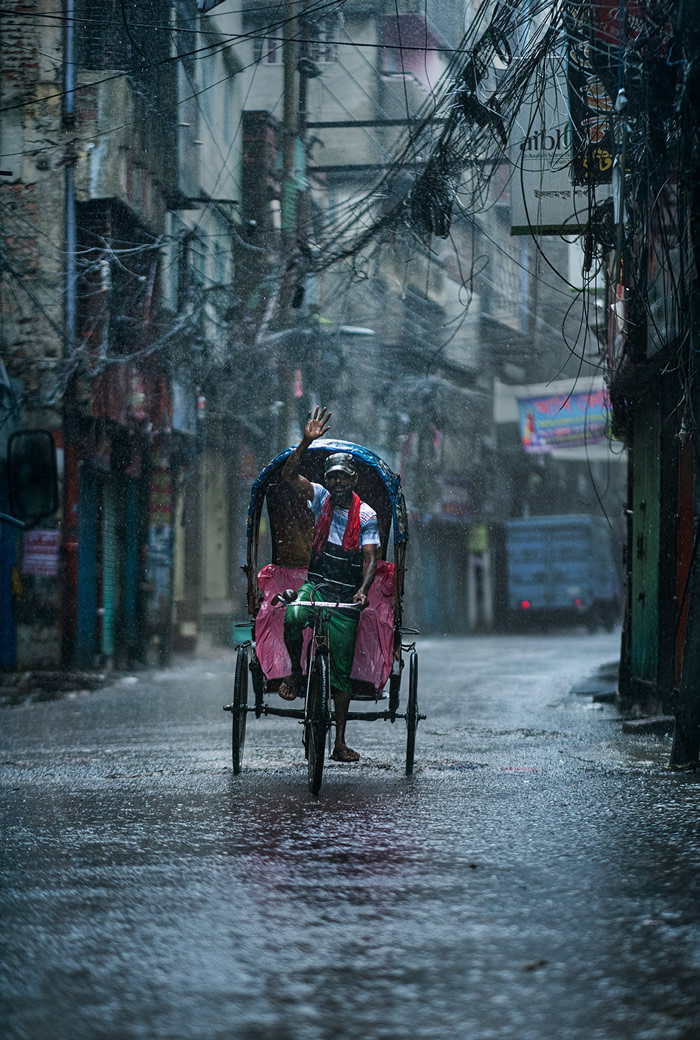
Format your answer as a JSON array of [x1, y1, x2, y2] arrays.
[[312, 492, 362, 555]]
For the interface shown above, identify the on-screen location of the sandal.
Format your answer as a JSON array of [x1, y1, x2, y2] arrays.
[[279, 674, 302, 701]]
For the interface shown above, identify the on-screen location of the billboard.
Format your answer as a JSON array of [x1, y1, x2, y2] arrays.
[[567, 4, 616, 186], [510, 59, 610, 235], [517, 387, 610, 453]]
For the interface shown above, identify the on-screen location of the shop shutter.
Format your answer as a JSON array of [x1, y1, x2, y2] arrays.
[[77, 469, 98, 668], [629, 405, 661, 681], [122, 478, 140, 648], [101, 480, 118, 659], [0, 524, 17, 669]]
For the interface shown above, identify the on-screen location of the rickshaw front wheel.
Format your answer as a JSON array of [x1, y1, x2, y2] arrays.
[[232, 645, 249, 775], [306, 653, 329, 795]]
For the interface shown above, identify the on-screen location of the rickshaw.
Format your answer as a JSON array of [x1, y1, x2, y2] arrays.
[[224, 439, 423, 794]]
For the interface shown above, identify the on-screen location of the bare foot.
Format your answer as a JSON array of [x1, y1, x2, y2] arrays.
[[279, 674, 302, 701], [330, 745, 360, 762]]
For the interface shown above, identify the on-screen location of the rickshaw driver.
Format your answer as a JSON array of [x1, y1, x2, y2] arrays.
[[278, 406, 380, 763]]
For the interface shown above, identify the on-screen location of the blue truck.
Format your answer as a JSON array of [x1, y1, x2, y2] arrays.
[[504, 515, 621, 630]]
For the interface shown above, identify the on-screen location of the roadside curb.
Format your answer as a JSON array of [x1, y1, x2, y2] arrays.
[[570, 661, 677, 738], [0, 652, 232, 707], [0, 671, 108, 707], [621, 715, 675, 736], [570, 659, 619, 701]]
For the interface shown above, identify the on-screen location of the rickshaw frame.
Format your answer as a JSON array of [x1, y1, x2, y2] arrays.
[[225, 439, 422, 790]]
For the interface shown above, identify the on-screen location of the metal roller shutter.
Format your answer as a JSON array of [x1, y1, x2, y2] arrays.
[[101, 480, 118, 659], [122, 478, 140, 650], [77, 469, 98, 668]]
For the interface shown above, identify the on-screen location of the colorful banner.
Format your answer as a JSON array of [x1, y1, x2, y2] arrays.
[[517, 389, 610, 453]]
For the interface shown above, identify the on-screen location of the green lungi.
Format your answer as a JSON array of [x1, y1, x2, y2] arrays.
[[283, 580, 360, 694]]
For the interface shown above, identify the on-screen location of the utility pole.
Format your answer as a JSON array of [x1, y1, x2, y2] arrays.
[[277, 0, 308, 446], [296, 0, 314, 253], [281, 0, 299, 240], [669, 0, 700, 768], [670, 299, 700, 768]]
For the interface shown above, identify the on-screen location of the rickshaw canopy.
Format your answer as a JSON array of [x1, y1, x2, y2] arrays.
[[247, 439, 408, 547], [245, 440, 408, 615]]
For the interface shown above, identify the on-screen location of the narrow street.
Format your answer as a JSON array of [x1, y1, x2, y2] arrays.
[[2, 631, 698, 1040]]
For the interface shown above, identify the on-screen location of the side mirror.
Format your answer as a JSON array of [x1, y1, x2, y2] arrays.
[[7, 430, 59, 521]]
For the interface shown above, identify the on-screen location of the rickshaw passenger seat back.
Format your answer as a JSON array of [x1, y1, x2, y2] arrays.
[[254, 561, 396, 693], [265, 478, 391, 566]]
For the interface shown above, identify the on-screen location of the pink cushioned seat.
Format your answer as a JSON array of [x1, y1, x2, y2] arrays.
[[254, 561, 396, 694]]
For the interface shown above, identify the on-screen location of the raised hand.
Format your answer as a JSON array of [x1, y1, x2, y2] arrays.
[[304, 405, 331, 442], [282, 405, 331, 493]]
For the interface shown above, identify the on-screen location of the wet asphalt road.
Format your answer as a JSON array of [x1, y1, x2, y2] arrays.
[[2, 631, 699, 1040]]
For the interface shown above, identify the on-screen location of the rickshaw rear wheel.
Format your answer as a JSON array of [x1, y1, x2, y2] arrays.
[[232, 645, 249, 775], [405, 651, 419, 776], [306, 653, 329, 795]]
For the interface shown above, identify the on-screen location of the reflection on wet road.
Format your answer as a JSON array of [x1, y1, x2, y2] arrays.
[[2, 633, 699, 1039]]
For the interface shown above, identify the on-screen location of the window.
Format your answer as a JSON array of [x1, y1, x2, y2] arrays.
[[253, 14, 339, 66], [76, 0, 173, 70], [253, 36, 284, 64], [302, 17, 338, 64], [179, 231, 206, 311]]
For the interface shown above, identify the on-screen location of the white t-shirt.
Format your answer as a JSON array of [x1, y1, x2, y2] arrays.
[[309, 482, 380, 547]]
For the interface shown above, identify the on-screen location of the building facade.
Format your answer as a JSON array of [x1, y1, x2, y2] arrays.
[[1, 0, 631, 671]]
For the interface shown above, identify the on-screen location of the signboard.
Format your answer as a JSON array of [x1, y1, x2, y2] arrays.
[[146, 523, 173, 626], [567, 5, 616, 186], [647, 178, 681, 357], [467, 524, 488, 554], [589, 0, 646, 47], [0, 370, 22, 457], [440, 478, 473, 520], [517, 388, 610, 453], [510, 61, 610, 235], [23, 530, 60, 576], [146, 465, 173, 627], [239, 444, 258, 482], [566, 3, 667, 185], [149, 468, 172, 526], [172, 381, 197, 436]]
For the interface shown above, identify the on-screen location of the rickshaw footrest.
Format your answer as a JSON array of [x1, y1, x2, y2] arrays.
[[346, 710, 403, 722], [260, 705, 306, 720]]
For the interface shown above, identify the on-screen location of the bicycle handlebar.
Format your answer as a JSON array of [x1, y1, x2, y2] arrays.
[[272, 597, 360, 610]]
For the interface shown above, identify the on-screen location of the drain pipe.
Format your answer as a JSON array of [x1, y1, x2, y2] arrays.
[[64, 0, 76, 356], [61, 0, 80, 666]]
